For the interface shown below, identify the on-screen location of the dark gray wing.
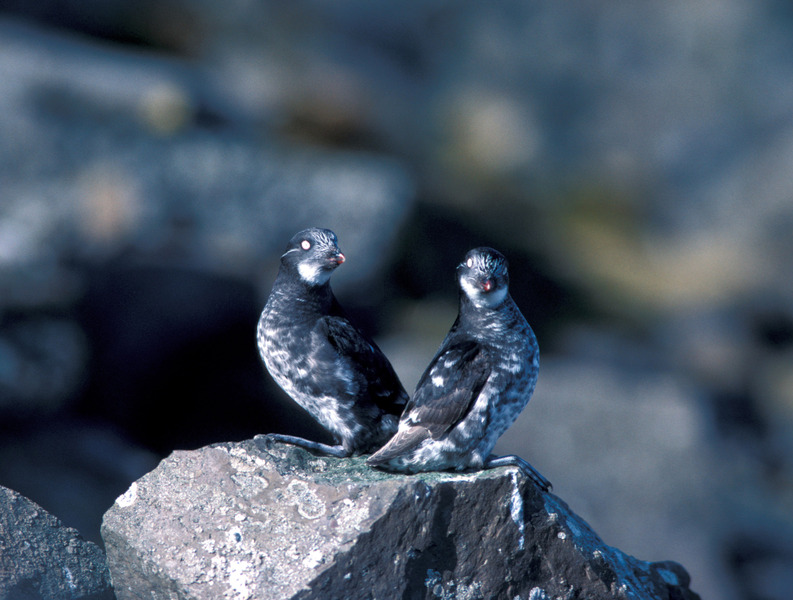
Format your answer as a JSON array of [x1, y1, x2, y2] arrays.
[[317, 312, 408, 414], [404, 339, 492, 439]]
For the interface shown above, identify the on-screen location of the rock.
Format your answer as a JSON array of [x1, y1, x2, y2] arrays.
[[102, 438, 700, 600], [0, 419, 160, 546], [0, 484, 113, 600], [0, 16, 415, 311]]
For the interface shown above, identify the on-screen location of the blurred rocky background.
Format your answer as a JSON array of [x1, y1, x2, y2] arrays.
[[0, 2, 791, 599]]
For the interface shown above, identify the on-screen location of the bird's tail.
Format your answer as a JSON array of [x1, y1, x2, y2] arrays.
[[366, 425, 430, 467]]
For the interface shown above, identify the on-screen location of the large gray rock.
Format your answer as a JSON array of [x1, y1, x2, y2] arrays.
[[102, 438, 700, 600], [0, 485, 112, 600]]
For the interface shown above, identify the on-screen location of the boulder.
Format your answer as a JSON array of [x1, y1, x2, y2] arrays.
[[102, 438, 700, 600], [0, 485, 112, 600]]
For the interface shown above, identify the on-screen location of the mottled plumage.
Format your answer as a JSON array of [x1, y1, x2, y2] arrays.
[[367, 247, 551, 491], [257, 228, 408, 457]]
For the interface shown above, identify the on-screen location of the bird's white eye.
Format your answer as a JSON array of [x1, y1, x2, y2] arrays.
[[301, 240, 311, 250], [466, 258, 473, 268]]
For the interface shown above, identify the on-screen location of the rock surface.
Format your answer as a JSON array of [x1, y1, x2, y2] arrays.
[[102, 438, 700, 600], [0, 485, 113, 600]]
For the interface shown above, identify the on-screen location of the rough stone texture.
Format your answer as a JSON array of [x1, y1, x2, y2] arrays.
[[0, 485, 113, 600], [102, 438, 700, 600]]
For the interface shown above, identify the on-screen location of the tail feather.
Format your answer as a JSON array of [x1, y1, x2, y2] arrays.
[[366, 426, 430, 466]]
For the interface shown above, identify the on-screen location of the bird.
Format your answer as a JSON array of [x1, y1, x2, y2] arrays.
[[367, 246, 551, 491], [256, 227, 408, 458]]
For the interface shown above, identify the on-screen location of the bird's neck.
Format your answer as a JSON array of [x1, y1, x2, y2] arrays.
[[458, 293, 520, 339], [272, 268, 334, 314]]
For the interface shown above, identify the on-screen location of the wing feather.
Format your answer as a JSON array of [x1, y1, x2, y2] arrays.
[[366, 425, 431, 465], [405, 339, 492, 439], [316, 310, 408, 413]]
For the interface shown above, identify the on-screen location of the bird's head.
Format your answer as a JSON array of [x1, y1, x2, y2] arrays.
[[457, 247, 509, 308], [281, 227, 345, 286]]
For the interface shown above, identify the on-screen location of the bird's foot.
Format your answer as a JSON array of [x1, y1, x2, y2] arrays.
[[485, 454, 552, 492], [257, 433, 351, 458]]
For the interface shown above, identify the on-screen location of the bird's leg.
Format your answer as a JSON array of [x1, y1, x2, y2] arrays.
[[485, 454, 552, 492], [260, 433, 351, 458]]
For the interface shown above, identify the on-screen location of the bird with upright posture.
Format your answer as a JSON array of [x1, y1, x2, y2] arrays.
[[367, 247, 551, 491], [257, 227, 408, 457]]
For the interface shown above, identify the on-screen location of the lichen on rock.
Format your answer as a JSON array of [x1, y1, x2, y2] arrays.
[[0, 485, 113, 600], [102, 437, 700, 600]]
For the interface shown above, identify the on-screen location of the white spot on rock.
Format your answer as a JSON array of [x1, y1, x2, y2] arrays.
[[62, 567, 76, 593], [116, 482, 138, 508], [228, 559, 254, 599], [509, 472, 525, 550], [302, 549, 324, 569], [335, 498, 368, 532]]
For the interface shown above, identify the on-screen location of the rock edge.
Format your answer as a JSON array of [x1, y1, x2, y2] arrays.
[[102, 438, 700, 600]]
